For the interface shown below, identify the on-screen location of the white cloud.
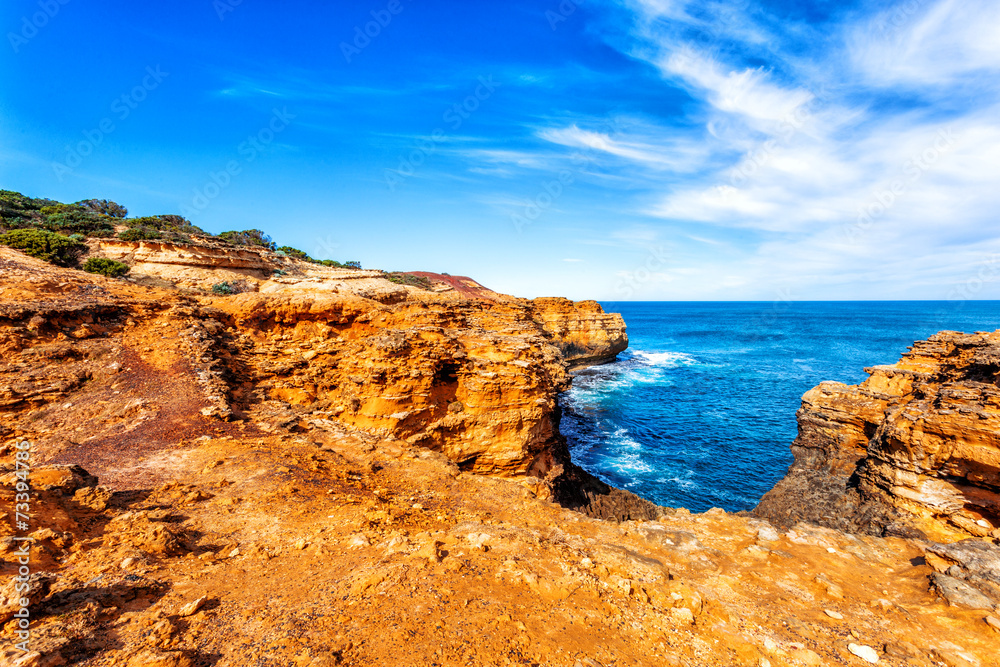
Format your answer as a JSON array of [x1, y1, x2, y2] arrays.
[[661, 49, 814, 123], [561, 0, 1000, 298], [851, 0, 1000, 87], [537, 123, 709, 172]]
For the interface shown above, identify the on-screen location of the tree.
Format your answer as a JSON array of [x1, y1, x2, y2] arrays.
[[218, 229, 277, 250], [76, 199, 128, 218]]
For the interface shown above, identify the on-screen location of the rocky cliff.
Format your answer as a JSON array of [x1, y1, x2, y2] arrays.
[[3, 243, 1000, 667], [756, 331, 1000, 542], [0, 243, 627, 487]]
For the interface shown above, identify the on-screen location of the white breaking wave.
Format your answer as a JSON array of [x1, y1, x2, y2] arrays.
[[633, 350, 697, 366]]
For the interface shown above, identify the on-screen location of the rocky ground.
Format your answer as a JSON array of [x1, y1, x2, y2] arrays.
[[1, 243, 998, 666]]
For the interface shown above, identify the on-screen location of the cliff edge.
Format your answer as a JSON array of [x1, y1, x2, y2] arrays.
[[756, 330, 1000, 543]]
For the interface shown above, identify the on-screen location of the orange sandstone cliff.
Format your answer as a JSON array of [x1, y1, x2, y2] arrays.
[[1, 243, 999, 667]]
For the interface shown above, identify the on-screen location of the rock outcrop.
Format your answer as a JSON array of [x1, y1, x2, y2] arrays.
[[0, 245, 626, 486], [531, 297, 629, 368], [756, 331, 1000, 542]]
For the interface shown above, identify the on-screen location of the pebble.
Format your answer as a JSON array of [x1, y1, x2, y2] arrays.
[[848, 643, 879, 663], [985, 615, 1000, 633], [178, 596, 207, 617], [790, 648, 822, 666], [669, 607, 694, 625], [120, 557, 136, 569], [824, 609, 843, 620], [348, 534, 370, 548], [756, 525, 780, 542]]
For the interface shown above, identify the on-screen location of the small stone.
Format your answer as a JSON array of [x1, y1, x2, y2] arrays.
[[824, 609, 843, 620], [177, 596, 207, 617], [302, 350, 318, 361], [295, 539, 309, 550], [348, 534, 370, 548], [790, 648, 822, 666], [848, 644, 879, 663], [756, 525, 780, 542], [228, 547, 240, 558], [986, 615, 1000, 633], [669, 607, 694, 625], [580, 557, 594, 569], [121, 557, 136, 569]]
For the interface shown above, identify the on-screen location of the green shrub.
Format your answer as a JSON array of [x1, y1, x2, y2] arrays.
[[123, 215, 205, 236], [82, 257, 130, 278], [0, 190, 46, 230], [40, 204, 115, 236], [315, 259, 362, 269], [384, 272, 434, 290], [218, 229, 276, 250], [75, 199, 128, 218], [0, 229, 86, 266], [276, 246, 311, 261], [118, 226, 162, 241], [210, 280, 250, 295]]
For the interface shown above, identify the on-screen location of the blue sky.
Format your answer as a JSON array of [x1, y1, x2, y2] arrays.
[[3, 0, 999, 300]]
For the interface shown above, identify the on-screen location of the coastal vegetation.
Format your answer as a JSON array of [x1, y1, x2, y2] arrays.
[[0, 188, 361, 269], [384, 271, 435, 290], [0, 228, 86, 266], [82, 257, 131, 278]]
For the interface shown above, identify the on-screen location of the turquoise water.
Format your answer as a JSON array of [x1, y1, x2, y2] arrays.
[[560, 301, 1000, 513]]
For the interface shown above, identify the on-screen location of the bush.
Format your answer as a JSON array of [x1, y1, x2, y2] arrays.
[[40, 204, 115, 236], [210, 280, 250, 296], [123, 215, 205, 236], [76, 199, 128, 218], [315, 259, 362, 269], [118, 226, 162, 241], [276, 246, 311, 261], [0, 190, 46, 230], [0, 229, 86, 266], [384, 272, 434, 290], [82, 257, 130, 278], [218, 229, 276, 250]]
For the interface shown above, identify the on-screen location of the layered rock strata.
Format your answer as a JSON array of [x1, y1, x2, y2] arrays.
[[0, 246, 627, 490], [756, 331, 1000, 541]]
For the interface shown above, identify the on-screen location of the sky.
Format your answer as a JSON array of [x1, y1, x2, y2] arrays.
[[2, 0, 1000, 301]]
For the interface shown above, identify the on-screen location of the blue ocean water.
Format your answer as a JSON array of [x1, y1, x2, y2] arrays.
[[560, 301, 1000, 513]]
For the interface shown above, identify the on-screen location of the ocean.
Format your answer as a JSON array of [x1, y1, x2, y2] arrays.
[[560, 301, 1000, 513]]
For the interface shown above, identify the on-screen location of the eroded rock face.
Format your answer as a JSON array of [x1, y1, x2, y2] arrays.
[[0, 246, 627, 483], [222, 293, 585, 476], [756, 331, 1000, 541], [530, 297, 628, 368]]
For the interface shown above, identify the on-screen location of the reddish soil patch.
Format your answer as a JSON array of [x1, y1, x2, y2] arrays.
[[408, 272, 501, 300]]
